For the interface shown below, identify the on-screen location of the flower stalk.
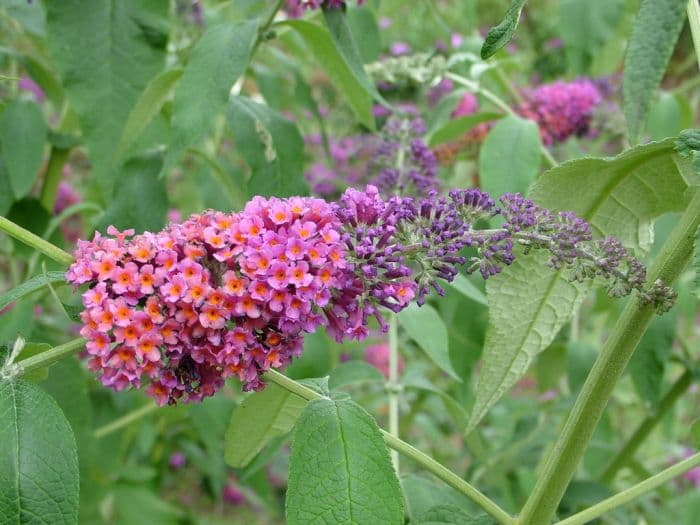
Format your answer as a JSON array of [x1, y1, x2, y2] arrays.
[[0, 215, 75, 266]]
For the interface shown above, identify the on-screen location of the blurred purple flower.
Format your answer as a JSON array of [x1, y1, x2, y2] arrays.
[[390, 41, 411, 56], [169, 451, 186, 469], [379, 17, 392, 29], [222, 481, 246, 505], [18, 76, 44, 103]]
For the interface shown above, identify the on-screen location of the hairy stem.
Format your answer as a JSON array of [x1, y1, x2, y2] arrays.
[[445, 72, 557, 168], [11, 337, 85, 378], [0, 216, 75, 266], [263, 369, 514, 525], [517, 189, 700, 525], [600, 368, 694, 483], [388, 314, 400, 471], [557, 452, 700, 525]]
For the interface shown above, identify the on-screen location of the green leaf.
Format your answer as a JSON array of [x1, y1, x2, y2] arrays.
[[110, 485, 182, 525], [346, 6, 381, 64], [112, 67, 183, 166], [45, 0, 169, 195], [225, 383, 306, 468], [282, 19, 375, 129], [559, 0, 625, 75], [445, 273, 488, 306], [695, 226, 699, 298], [227, 96, 309, 199], [647, 92, 683, 142], [323, 9, 386, 109], [0, 379, 79, 524], [162, 19, 258, 176], [623, 0, 686, 142], [40, 358, 93, 477], [478, 114, 541, 197], [469, 139, 692, 430], [0, 271, 66, 311], [328, 361, 385, 390], [97, 153, 167, 233], [675, 129, 700, 180], [480, 0, 527, 59], [629, 307, 678, 411], [286, 398, 403, 525], [428, 112, 501, 147], [0, 99, 46, 198], [416, 504, 495, 525], [0, 0, 45, 36], [398, 303, 460, 380]]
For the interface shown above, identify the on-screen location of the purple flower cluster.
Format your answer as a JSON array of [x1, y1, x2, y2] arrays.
[[517, 79, 602, 145], [372, 116, 440, 197], [304, 116, 438, 200]]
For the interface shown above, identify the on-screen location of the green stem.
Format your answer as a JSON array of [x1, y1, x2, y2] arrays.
[[13, 337, 84, 377], [688, 0, 700, 72], [39, 147, 70, 212], [556, 452, 700, 525], [252, 0, 285, 54], [518, 189, 700, 525], [388, 313, 400, 471], [263, 369, 514, 525], [445, 72, 557, 169], [0, 216, 74, 266], [94, 403, 159, 439], [600, 368, 694, 483]]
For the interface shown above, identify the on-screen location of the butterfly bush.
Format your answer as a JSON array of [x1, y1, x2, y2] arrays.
[[68, 182, 674, 405]]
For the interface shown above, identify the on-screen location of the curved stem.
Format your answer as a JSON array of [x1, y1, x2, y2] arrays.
[[557, 452, 700, 525], [445, 72, 557, 169], [0, 215, 74, 266], [600, 368, 694, 483], [94, 403, 159, 439], [263, 369, 514, 525], [518, 189, 700, 525]]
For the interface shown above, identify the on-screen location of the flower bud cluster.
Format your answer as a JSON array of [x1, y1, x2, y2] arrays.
[[366, 54, 447, 86], [373, 116, 440, 197]]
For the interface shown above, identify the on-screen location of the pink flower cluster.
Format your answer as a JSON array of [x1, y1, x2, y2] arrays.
[[517, 79, 602, 145], [67, 196, 358, 405]]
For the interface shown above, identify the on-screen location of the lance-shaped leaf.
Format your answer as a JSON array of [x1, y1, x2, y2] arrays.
[[428, 112, 502, 147], [228, 96, 309, 198], [0, 99, 47, 198], [282, 19, 375, 129], [224, 383, 307, 468], [45, 0, 169, 195], [478, 114, 542, 197], [286, 398, 403, 525], [162, 19, 258, 176], [0, 271, 66, 311], [0, 380, 79, 524], [112, 67, 183, 166], [480, 0, 527, 59], [398, 303, 460, 380], [468, 139, 693, 430], [623, 0, 686, 143]]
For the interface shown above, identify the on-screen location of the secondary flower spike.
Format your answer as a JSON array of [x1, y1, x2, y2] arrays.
[[68, 186, 673, 405]]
